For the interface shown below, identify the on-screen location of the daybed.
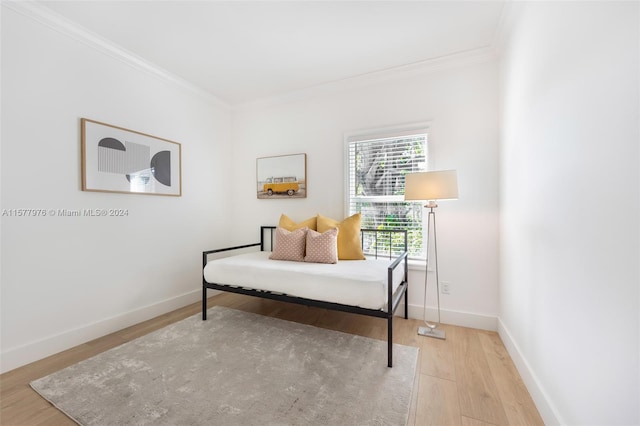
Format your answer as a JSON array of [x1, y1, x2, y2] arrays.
[[202, 226, 409, 367]]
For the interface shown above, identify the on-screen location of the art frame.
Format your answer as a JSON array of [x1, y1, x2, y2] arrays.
[[81, 118, 182, 196], [256, 153, 307, 199]]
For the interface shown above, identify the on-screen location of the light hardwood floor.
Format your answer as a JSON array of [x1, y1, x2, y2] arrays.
[[0, 293, 544, 425]]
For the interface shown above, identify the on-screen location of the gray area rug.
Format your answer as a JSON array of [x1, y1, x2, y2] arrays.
[[31, 306, 418, 425]]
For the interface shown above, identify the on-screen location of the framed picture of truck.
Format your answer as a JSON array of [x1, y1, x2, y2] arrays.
[[256, 153, 306, 199]]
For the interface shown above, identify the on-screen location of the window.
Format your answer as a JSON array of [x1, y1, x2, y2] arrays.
[[346, 125, 428, 259]]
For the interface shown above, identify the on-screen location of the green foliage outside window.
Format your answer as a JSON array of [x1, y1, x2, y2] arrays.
[[349, 135, 426, 258]]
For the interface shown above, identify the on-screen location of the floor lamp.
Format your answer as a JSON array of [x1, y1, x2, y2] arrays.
[[405, 170, 458, 340]]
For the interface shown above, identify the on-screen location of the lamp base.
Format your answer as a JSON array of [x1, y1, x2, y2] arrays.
[[418, 326, 446, 340]]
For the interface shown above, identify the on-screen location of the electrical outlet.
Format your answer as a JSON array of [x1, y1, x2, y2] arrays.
[[441, 281, 451, 294]]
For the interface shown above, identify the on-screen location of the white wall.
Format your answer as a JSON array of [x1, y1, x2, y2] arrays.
[[11, 11, 636, 426], [0, 6, 233, 373], [498, 2, 639, 424], [231, 60, 500, 329]]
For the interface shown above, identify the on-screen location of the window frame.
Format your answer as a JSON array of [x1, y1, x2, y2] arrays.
[[343, 122, 432, 261]]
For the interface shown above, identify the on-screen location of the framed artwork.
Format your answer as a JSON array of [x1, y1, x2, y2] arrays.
[[256, 153, 306, 199], [81, 118, 182, 196]]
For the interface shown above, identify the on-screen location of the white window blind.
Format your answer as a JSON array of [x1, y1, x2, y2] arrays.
[[346, 129, 427, 258]]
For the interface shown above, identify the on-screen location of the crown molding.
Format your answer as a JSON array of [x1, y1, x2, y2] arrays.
[[491, 0, 525, 56], [4, 0, 502, 112], [235, 45, 497, 112], [2, 0, 231, 110]]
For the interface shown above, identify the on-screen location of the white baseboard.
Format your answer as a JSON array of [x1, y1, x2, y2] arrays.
[[400, 303, 498, 331], [497, 317, 563, 425], [0, 289, 204, 374]]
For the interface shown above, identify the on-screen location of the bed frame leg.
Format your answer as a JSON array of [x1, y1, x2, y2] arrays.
[[387, 317, 393, 368], [202, 286, 207, 320], [404, 284, 409, 319]]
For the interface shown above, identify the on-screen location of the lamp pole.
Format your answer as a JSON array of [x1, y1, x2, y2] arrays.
[[419, 201, 445, 339]]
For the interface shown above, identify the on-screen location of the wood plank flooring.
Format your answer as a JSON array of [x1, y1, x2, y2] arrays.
[[0, 293, 544, 425]]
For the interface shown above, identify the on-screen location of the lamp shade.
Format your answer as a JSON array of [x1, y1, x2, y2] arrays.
[[404, 170, 458, 201]]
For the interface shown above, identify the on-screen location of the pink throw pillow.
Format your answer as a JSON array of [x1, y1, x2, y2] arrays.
[[304, 228, 339, 264], [269, 227, 307, 262]]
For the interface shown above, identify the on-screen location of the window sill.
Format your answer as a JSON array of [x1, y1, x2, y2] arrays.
[[408, 259, 427, 271]]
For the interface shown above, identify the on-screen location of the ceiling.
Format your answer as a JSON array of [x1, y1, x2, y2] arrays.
[[39, 1, 506, 107]]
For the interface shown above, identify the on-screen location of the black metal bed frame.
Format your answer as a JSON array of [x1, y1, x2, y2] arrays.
[[202, 226, 409, 367]]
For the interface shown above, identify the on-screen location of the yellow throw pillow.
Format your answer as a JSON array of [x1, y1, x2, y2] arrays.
[[317, 213, 365, 260], [278, 214, 317, 231]]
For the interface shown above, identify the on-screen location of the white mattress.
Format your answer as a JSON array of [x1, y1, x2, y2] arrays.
[[203, 251, 404, 311]]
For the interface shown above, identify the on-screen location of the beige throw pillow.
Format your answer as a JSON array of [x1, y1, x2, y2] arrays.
[[304, 228, 339, 264], [269, 227, 307, 262]]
